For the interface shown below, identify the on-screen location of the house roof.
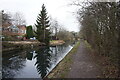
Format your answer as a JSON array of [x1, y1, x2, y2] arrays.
[[17, 25, 26, 30]]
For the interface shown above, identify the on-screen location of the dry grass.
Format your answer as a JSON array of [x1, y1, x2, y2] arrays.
[[50, 40, 65, 46]]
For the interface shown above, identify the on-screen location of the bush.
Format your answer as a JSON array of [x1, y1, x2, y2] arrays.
[[2, 35, 20, 41]]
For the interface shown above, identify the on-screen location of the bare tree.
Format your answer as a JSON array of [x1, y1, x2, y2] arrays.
[[75, 1, 120, 77], [1, 10, 12, 27], [12, 12, 26, 25], [50, 18, 60, 39]]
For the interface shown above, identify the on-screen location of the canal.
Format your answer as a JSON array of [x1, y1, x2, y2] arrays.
[[2, 42, 75, 79]]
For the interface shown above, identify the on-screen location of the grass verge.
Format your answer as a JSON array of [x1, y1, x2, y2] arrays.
[[46, 41, 80, 78]]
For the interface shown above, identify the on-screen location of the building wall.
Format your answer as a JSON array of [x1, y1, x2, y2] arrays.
[[2, 25, 26, 36]]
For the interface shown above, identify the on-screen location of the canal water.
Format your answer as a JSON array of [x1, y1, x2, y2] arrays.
[[2, 42, 75, 79]]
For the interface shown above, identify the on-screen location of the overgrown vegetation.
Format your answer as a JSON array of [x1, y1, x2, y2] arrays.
[[76, 1, 120, 77]]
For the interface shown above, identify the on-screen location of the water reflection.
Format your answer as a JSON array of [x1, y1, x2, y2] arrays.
[[2, 43, 74, 79], [34, 46, 52, 78], [26, 51, 34, 60]]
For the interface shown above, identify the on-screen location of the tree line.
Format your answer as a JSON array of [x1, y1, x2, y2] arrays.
[[76, 1, 120, 77], [2, 10, 26, 26]]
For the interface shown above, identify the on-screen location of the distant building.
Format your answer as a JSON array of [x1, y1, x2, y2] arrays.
[[17, 25, 26, 36], [2, 25, 26, 36], [1, 10, 26, 40]]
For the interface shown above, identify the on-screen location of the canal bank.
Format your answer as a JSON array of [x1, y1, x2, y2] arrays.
[[2, 41, 40, 52], [46, 41, 80, 78], [2, 40, 65, 52]]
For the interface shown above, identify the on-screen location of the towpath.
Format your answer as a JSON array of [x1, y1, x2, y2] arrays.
[[66, 40, 103, 78]]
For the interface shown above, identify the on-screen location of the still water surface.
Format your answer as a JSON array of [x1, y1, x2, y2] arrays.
[[2, 43, 75, 79]]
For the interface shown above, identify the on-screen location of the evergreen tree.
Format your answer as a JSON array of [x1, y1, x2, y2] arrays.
[[26, 25, 34, 39], [35, 4, 51, 45]]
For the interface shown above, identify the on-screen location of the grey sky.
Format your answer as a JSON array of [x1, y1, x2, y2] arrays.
[[0, 0, 80, 32]]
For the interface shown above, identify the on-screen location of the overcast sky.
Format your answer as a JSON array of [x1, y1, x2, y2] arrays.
[[0, 0, 80, 32]]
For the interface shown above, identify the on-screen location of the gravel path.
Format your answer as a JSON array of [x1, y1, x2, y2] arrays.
[[66, 41, 103, 78]]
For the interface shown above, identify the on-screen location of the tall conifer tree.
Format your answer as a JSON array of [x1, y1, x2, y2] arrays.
[[35, 4, 51, 45]]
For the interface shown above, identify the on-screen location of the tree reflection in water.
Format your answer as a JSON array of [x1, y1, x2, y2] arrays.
[[34, 46, 52, 78], [2, 43, 74, 78], [26, 51, 34, 60]]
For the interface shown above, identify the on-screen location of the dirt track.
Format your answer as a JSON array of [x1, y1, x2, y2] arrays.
[[66, 40, 103, 78]]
